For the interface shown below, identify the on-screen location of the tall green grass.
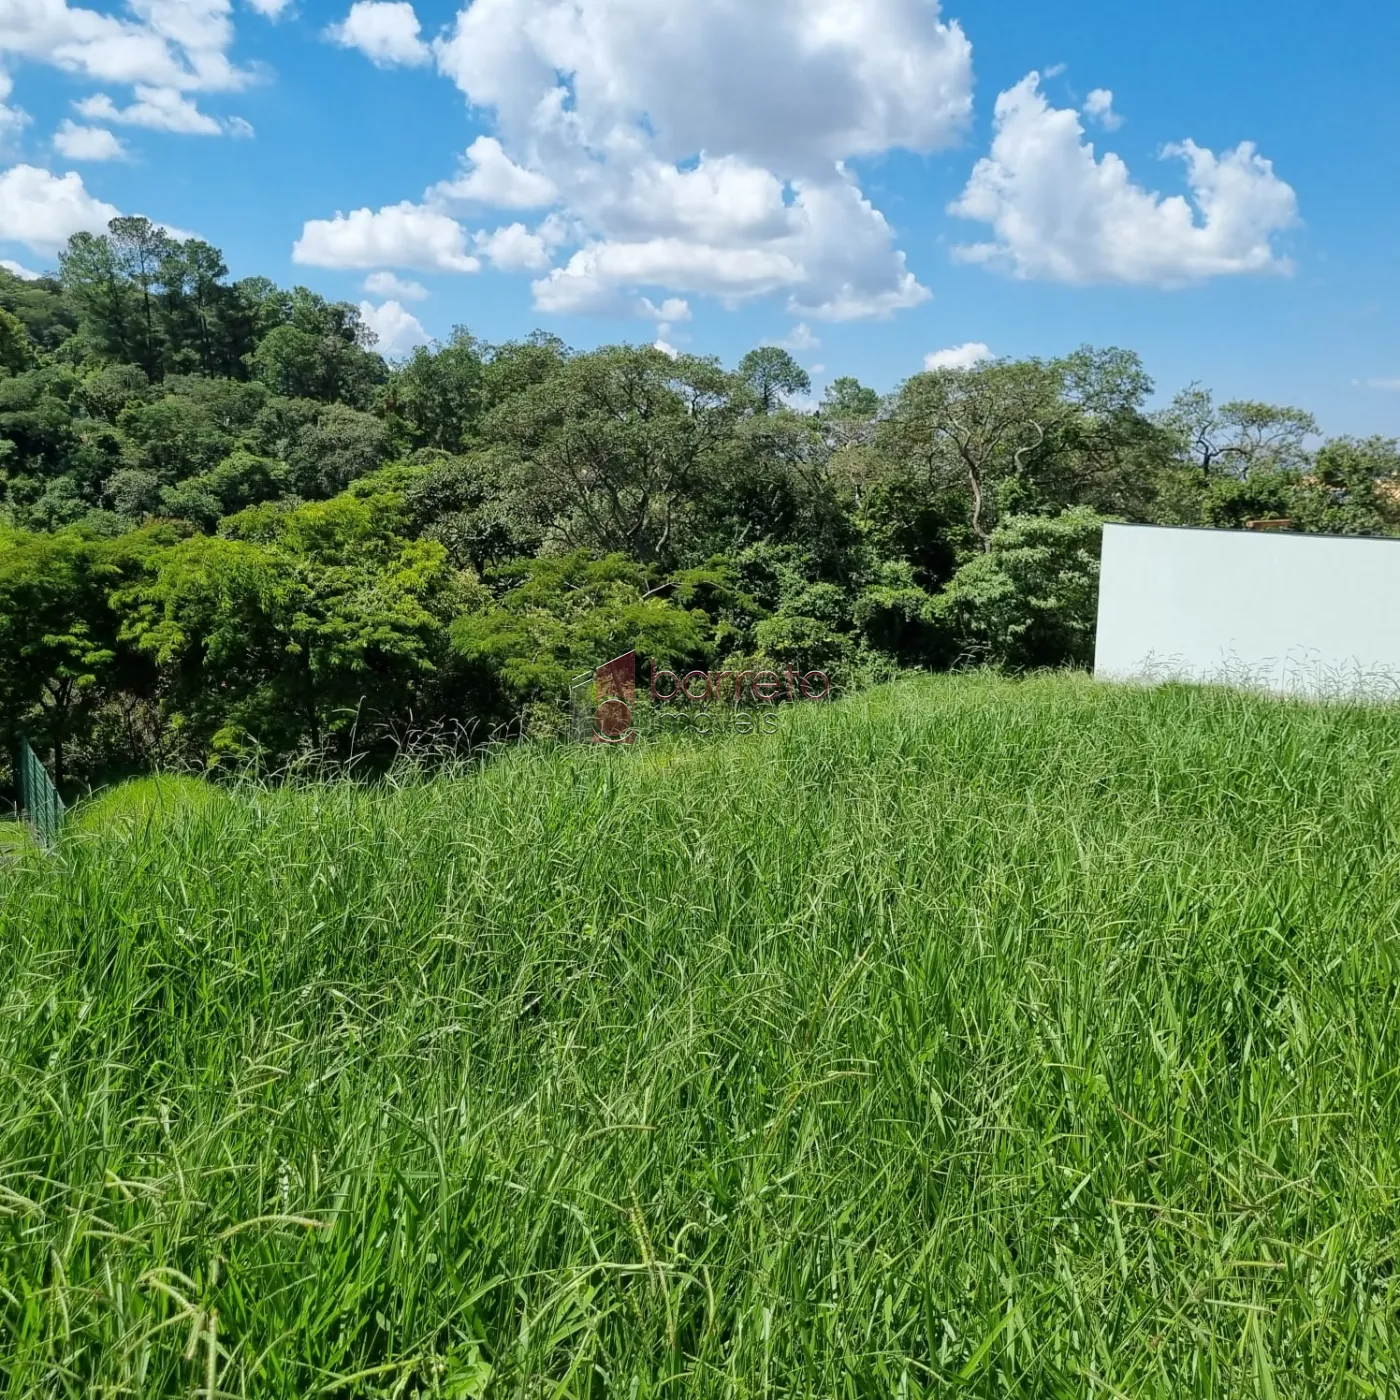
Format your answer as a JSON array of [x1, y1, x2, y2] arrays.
[[2, 673, 1399, 1397], [0, 818, 33, 857]]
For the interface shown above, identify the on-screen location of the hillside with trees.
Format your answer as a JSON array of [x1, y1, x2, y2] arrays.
[[3, 217, 1399, 791]]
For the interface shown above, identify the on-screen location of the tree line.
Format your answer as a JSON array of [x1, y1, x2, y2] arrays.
[[3, 217, 1398, 792]]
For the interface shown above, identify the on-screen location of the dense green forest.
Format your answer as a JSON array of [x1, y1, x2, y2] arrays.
[[3, 216, 1398, 792]]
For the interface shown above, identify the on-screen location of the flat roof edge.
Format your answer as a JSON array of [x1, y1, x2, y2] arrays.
[[1101, 522, 1400, 546]]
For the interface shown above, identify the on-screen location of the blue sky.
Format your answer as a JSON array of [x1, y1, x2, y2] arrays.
[[1, 0, 1396, 435]]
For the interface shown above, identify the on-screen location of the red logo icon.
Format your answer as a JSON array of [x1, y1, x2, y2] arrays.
[[593, 651, 636, 744]]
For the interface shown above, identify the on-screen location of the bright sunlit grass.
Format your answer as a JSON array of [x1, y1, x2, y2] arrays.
[[3, 672, 1399, 1396], [0, 818, 32, 855]]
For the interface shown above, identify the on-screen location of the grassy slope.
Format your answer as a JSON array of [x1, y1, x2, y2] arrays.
[[2, 674, 1399, 1397]]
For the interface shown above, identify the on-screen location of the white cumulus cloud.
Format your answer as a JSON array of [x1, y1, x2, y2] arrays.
[[781, 322, 821, 350], [429, 135, 557, 210], [1083, 88, 1122, 131], [363, 269, 427, 299], [0, 103, 27, 152], [950, 72, 1299, 286], [245, 0, 292, 17], [358, 297, 431, 355], [473, 221, 552, 271], [0, 162, 119, 253], [76, 86, 226, 134], [434, 0, 971, 168], [294, 200, 480, 272], [531, 238, 805, 315], [0, 66, 29, 152], [517, 163, 929, 320], [640, 296, 690, 324], [2, 257, 42, 279], [781, 175, 929, 321], [924, 341, 994, 371], [54, 119, 127, 160], [365, 0, 972, 320], [0, 0, 249, 94], [327, 1, 430, 67]]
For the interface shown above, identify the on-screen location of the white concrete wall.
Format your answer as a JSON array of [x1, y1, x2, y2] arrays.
[[1094, 524, 1400, 698]]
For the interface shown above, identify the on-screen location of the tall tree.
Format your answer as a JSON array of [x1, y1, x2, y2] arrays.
[[486, 344, 740, 563], [1159, 385, 1318, 478], [739, 347, 811, 413], [0, 267, 80, 352], [249, 291, 386, 407], [0, 307, 35, 375], [383, 329, 487, 452], [0, 527, 116, 787], [108, 217, 175, 380], [480, 331, 570, 411], [1290, 436, 1400, 535], [1041, 346, 1174, 519], [882, 358, 1062, 550], [821, 376, 881, 421], [818, 377, 883, 471], [159, 239, 230, 375], [59, 230, 135, 365], [122, 495, 460, 760]]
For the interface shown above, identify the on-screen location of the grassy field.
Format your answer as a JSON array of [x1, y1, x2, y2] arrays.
[[3, 673, 1400, 1397], [0, 817, 34, 857]]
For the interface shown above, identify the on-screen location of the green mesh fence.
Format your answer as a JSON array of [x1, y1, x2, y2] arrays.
[[16, 736, 64, 848]]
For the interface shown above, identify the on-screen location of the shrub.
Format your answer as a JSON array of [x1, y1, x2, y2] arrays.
[[934, 507, 1109, 668]]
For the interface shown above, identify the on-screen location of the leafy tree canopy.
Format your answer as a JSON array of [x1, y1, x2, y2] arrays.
[[0, 223, 1380, 790]]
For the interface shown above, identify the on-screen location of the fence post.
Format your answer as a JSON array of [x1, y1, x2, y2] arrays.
[[15, 735, 65, 848]]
